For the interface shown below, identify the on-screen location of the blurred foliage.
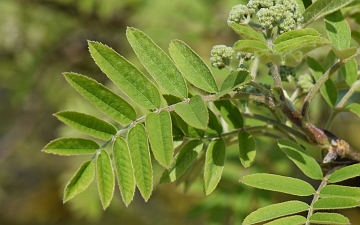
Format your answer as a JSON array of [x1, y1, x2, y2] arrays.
[[1, 0, 360, 224]]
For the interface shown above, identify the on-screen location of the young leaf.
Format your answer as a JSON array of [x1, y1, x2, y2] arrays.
[[126, 28, 188, 98], [42, 138, 99, 155], [273, 36, 330, 54], [228, 22, 266, 42], [113, 137, 136, 206], [54, 111, 117, 140], [160, 140, 203, 183], [204, 107, 223, 135], [340, 59, 358, 86], [96, 150, 115, 209], [128, 123, 153, 201], [313, 197, 359, 210], [278, 139, 323, 180], [273, 28, 320, 44], [64, 72, 136, 124], [325, 10, 351, 50], [203, 138, 226, 195], [240, 173, 315, 196], [217, 70, 252, 98], [88, 41, 161, 109], [214, 100, 243, 129], [307, 57, 338, 107], [328, 163, 360, 183], [344, 103, 360, 117], [310, 212, 350, 225], [320, 184, 360, 201], [243, 201, 309, 225], [332, 47, 358, 60], [238, 131, 256, 168], [169, 40, 218, 93], [63, 160, 95, 202], [263, 215, 306, 225], [232, 40, 269, 53], [175, 95, 209, 130], [145, 110, 174, 167]]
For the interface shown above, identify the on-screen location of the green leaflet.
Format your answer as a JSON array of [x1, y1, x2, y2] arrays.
[[217, 70, 252, 98], [273, 28, 320, 44], [96, 150, 115, 209], [126, 28, 188, 98], [307, 57, 338, 108], [169, 40, 218, 93], [113, 137, 135, 206], [203, 138, 226, 195], [175, 95, 209, 130], [54, 111, 117, 140], [128, 123, 153, 201], [302, 0, 355, 27], [344, 103, 360, 117], [325, 10, 351, 51], [278, 139, 323, 180], [328, 163, 360, 183], [242, 200, 309, 225], [204, 107, 223, 135], [214, 100, 243, 129], [238, 131, 256, 168], [88, 41, 161, 109], [313, 197, 359, 210], [263, 215, 306, 225], [171, 112, 204, 138], [63, 160, 95, 202], [340, 59, 358, 86], [228, 22, 266, 42], [352, 30, 360, 44], [333, 47, 358, 60], [160, 140, 203, 183], [309, 213, 350, 225], [145, 110, 174, 167], [42, 138, 99, 155], [273, 36, 330, 54], [320, 185, 360, 201], [64, 72, 136, 124], [240, 173, 315, 196], [232, 40, 269, 53]]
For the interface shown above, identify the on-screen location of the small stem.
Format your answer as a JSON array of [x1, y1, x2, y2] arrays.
[[218, 92, 277, 108], [249, 81, 273, 96]]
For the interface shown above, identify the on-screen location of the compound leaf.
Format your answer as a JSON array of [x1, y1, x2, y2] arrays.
[[175, 95, 209, 130], [313, 197, 359, 210], [309, 212, 350, 225], [96, 150, 115, 209], [263, 215, 306, 225], [88, 41, 161, 109], [320, 185, 360, 201], [64, 72, 136, 124], [63, 160, 95, 202], [238, 131, 256, 168], [328, 163, 360, 183], [42, 138, 99, 155]]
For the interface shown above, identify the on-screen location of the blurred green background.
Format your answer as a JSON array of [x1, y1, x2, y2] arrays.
[[1, 0, 360, 224]]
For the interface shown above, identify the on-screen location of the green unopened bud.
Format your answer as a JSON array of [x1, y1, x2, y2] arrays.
[[210, 45, 234, 70], [228, 4, 255, 24], [297, 73, 314, 92]]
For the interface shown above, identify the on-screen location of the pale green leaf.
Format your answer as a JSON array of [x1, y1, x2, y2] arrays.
[[273, 36, 330, 54], [54, 111, 117, 140], [320, 184, 360, 201], [214, 100, 243, 129], [332, 47, 358, 60], [313, 197, 359, 210], [278, 139, 323, 180], [169, 40, 218, 93], [204, 108, 223, 135], [344, 103, 360, 117], [255, 49, 283, 64], [204, 138, 226, 195], [126, 28, 188, 98], [309, 213, 350, 225], [240, 173, 315, 196], [307, 57, 338, 107], [42, 138, 99, 155], [113, 137, 135, 206], [88, 41, 161, 109], [328, 163, 360, 183], [96, 150, 115, 209], [171, 112, 204, 138], [263, 215, 306, 225], [128, 123, 153, 201], [232, 40, 269, 53], [340, 59, 358, 86], [243, 201, 309, 225], [228, 22, 266, 42], [238, 131, 256, 168], [325, 10, 351, 50], [217, 70, 252, 98], [295, 0, 305, 14], [175, 95, 209, 129], [64, 72, 136, 124], [273, 28, 320, 44], [63, 160, 95, 202], [160, 140, 203, 183], [145, 110, 174, 167]]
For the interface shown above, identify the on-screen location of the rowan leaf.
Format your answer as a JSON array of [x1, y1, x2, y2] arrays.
[[320, 184, 360, 201], [228, 22, 266, 42], [175, 95, 209, 129], [238, 131, 256, 168], [96, 150, 115, 209], [328, 163, 360, 183], [263, 215, 306, 225], [325, 10, 351, 50], [313, 197, 359, 210], [42, 138, 99, 156], [309, 212, 350, 225], [214, 100, 243, 129]]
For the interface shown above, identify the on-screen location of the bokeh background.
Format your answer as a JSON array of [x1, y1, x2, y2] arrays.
[[1, 0, 360, 224]]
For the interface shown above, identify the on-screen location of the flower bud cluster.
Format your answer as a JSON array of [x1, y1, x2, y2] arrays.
[[210, 45, 234, 70]]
